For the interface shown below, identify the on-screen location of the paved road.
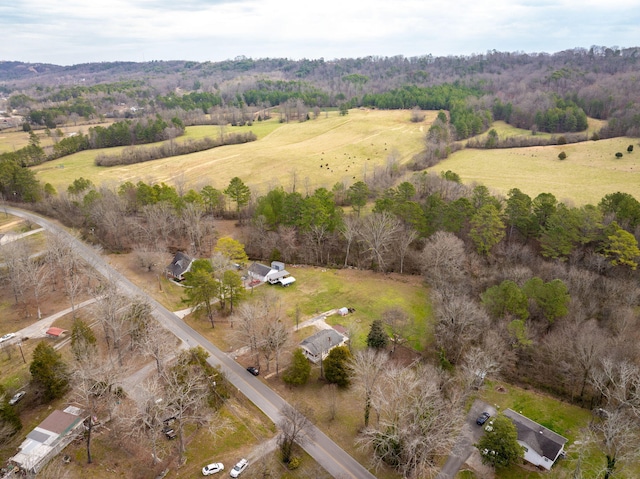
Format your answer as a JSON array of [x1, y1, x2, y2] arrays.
[[6, 207, 376, 479], [436, 399, 496, 479]]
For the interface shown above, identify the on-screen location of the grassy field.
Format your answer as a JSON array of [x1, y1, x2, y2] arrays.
[[434, 134, 640, 205], [31, 109, 430, 195], [24, 110, 639, 205]]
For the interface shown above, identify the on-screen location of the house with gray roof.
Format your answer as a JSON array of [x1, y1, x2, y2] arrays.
[[165, 251, 193, 281], [299, 328, 348, 363], [503, 409, 568, 470]]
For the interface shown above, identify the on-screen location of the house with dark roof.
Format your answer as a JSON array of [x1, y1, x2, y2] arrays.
[[299, 328, 348, 363], [165, 252, 193, 281], [248, 262, 275, 283], [503, 409, 568, 470], [10, 406, 86, 473]]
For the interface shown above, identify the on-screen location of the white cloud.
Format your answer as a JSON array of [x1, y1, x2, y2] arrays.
[[0, 0, 637, 65]]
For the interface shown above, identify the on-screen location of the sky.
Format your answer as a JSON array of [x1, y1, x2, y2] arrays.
[[1, 0, 639, 66]]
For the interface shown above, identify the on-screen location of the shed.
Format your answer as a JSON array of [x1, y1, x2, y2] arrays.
[[45, 327, 67, 338]]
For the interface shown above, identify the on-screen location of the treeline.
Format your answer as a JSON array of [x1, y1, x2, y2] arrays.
[[493, 98, 589, 134], [94, 131, 257, 166], [27, 99, 97, 128], [87, 116, 185, 148], [6, 46, 640, 140]]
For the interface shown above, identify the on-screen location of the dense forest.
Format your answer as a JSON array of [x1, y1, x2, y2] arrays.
[[2, 47, 640, 477]]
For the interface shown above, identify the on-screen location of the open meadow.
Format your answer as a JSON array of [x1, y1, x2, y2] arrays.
[[434, 131, 640, 205], [22, 110, 640, 205], [30, 109, 431, 195]]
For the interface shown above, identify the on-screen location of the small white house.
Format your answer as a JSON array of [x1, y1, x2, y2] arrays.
[[299, 329, 348, 363], [248, 261, 296, 286], [503, 409, 568, 470]]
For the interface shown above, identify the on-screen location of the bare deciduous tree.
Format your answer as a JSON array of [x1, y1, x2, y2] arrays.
[[278, 403, 314, 464], [589, 358, 640, 478], [162, 359, 211, 464], [396, 227, 417, 274], [433, 292, 490, 365], [350, 349, 389, 427], [420, 231, 467, 294], [358, 211, 401, 272], [357, 363, 462, 478], [1, 240, 29, 306], [21, 257, 51, 319], [340, 214, 360, 267], [382, 306, 412, 355]]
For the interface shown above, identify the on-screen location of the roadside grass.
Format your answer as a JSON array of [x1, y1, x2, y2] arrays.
[[32, 109, 429, 194], [0, 231, 46, 261], [436, 135, 640, 205]]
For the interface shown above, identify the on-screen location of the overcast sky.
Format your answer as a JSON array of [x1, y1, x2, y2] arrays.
[[1, 0, 639, 66]]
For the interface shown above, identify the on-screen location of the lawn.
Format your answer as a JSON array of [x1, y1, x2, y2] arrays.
[[31, 109, 429, 194]]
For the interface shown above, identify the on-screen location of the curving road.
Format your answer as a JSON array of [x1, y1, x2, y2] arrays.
[[5, 207, 375, 479]]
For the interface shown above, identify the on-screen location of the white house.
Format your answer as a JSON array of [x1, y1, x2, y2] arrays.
[[299, 329, 348, 363], [248, 261, 295, 286], [503, 409, 568, 470]]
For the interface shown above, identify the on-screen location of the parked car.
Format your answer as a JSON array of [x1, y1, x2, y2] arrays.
[[476, 412, 490, 425], [246, 366, 259, 376], [202, 463, 224, 475], [229, 458, 248, 478], [162, 426, 176, 439], [8, 391, 25, 405], [0, 333, 16, 343]]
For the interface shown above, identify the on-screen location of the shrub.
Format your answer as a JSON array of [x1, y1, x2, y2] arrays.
[[628, 145, 634, 153], [615, 152, 623, 159], [558, 151, 567, 160], [286, 456, 301, 470]]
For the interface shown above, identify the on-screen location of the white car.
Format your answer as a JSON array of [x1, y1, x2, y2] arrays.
[[229, 458, 248, 478], [202, 463, 224, 475], [0, 333, 16, 343], [8, 391, 26, 405]]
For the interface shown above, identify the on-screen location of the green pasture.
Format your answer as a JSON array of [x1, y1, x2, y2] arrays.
[[31, 109, 429, 194], [435, 135, 640, 205]]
